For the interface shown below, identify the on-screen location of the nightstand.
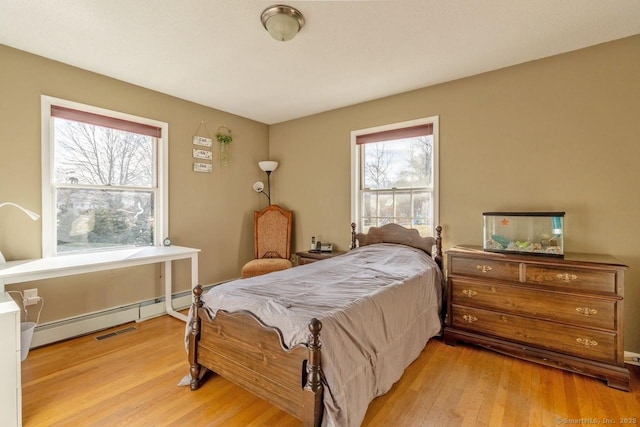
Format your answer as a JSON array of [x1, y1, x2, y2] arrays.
[[295, 250, 346, 266]]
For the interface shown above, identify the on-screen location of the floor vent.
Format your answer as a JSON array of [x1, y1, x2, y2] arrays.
[[94, 326, 138, 341]]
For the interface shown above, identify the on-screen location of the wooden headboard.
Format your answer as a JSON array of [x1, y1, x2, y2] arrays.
[[350, 222, 443, 270]]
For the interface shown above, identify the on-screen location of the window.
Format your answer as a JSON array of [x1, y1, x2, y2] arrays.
[[351, 117, 439, 237], [41, 96, 168, 256]]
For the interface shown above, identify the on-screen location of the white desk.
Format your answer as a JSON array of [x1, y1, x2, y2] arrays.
[[0, 246, 199, 427], [0, 245, 200, 322]]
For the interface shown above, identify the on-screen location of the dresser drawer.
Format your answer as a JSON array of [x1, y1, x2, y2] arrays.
[[524, 265, 617, 294], [451, 305, 616, 364], [449, 256, 520, 282], [450, 278, 616, 330]]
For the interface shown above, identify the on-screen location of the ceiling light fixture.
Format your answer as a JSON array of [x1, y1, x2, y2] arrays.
[[260, 5, 305, 42]]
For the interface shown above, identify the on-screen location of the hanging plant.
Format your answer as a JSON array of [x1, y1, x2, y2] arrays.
[[216, 126, 232, 166], [216, 133, 233, 144]]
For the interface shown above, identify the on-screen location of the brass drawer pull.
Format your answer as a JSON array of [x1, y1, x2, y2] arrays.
[[576, 307, 598, 316], [476, 265, 493, 273], [576, 337, 598, 348], [462, 314, 478, 323], [462, 289, 478, 297], [556, 273, 578, 282]]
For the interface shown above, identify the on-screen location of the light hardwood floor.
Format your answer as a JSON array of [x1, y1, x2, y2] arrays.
[[21, 314, 640, 426]]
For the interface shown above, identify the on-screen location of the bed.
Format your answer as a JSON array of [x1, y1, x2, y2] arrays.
[[187, 223, 444, 426]]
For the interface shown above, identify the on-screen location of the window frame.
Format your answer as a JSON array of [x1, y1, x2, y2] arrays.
[[41, 95, 169, 257], [350, 116, 439, 236]]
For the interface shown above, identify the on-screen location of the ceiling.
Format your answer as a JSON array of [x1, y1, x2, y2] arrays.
[[1, 1, 640, 125]]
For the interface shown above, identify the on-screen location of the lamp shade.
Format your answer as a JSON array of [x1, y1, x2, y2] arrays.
[[0, 202, 40, 264], [0, 202, 40, 220], [258, 161, 279, 172], [261, 5, 305, 42], [252, 181, 265, 193]]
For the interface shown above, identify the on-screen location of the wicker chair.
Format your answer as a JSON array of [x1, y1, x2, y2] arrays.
[[240, 205, 293, 278]]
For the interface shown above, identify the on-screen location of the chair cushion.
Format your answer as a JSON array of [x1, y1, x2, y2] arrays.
[[241, 258, 293, 278]]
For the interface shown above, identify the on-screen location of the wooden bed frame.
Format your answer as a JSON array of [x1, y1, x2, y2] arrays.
[[188, 223, 443, 426]]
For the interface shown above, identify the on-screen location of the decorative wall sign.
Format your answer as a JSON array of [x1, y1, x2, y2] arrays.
[[193, 136, 213, 147], [193, 162, 213, 173], [193, 149, 213, 160], [192, 121, 213, 173]]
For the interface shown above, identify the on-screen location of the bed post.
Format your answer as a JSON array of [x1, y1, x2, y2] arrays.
[[303, 318, 323, 427], [434, 225, 443, 270], [189, 285, 203, 390], [350, 222, 357, 249]]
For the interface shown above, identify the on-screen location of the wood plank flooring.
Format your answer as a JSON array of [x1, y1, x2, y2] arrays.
[[21, 314, 640, 426]]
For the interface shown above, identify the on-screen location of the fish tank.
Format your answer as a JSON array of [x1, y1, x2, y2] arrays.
[[483, 212, 565, 257]]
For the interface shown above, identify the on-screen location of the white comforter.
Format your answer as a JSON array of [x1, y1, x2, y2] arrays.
[[191, 243, 443, 426]]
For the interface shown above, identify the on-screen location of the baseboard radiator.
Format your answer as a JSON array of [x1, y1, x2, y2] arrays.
[[30, 285, 214, 348]]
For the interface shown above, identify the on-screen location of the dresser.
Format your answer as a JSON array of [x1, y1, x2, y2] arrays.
[[444, 246, 629, 390]]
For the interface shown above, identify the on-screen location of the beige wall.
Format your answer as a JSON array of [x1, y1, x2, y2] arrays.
[[0, 44, 270, 322], [270, 35, 640, 352], [2, 35, 639, 353]]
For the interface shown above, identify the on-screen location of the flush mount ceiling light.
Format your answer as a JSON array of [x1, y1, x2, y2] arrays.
[[261, 5, 305, 42]]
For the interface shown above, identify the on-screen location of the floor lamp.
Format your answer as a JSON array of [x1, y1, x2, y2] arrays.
[[252, 161, 279, 205]]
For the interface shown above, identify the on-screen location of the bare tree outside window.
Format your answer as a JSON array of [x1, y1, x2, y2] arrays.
[[54, 120, 152, 187], [53, 118, 156, 253], [363, 143, 392, 189], [361, 135, 434, 236], [402, 136, 433, 187]]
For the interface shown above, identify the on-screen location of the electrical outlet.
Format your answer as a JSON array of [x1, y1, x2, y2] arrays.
[[23, 288, 40, 306], [624, 351, 640, 367]]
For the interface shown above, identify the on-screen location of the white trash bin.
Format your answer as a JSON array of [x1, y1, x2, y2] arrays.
[[21, 321, 36, 361], [8, 290, 42, 362]]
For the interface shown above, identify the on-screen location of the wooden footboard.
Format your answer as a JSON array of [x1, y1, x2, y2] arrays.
[[189, 285, 323, 426]]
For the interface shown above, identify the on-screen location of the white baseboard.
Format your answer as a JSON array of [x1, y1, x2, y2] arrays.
[[624, 351, 640, 366], [31, 306, 140, 348], [29, 290, 197, 349], [138, 293, 192, 320]]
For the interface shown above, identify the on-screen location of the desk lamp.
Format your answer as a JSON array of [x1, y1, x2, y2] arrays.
[[0, 202, 40, 264]]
